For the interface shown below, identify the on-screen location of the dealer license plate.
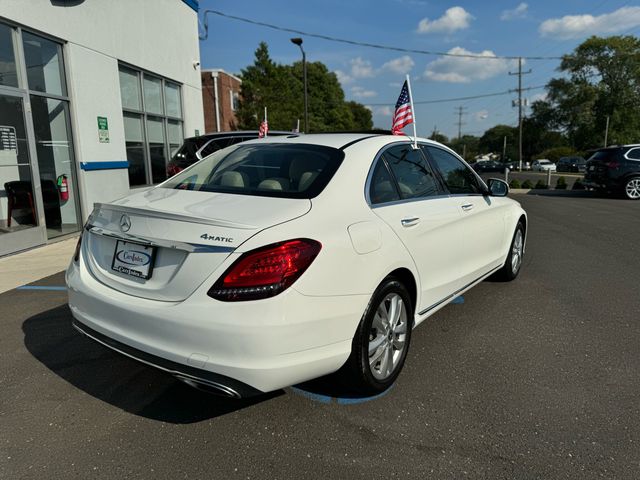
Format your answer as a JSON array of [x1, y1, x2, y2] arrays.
[[111, 240, 156, 279]]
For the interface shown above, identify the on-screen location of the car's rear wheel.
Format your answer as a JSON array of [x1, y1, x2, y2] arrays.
[[495, 222, 525, 281], [623, 176, 640, 200], [342, 278, 412, 395]]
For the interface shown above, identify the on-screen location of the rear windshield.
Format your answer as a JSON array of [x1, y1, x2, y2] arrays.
[[171, 136, 212, 166], [161, 143, 344, 199], [588, 150, 620, 162]]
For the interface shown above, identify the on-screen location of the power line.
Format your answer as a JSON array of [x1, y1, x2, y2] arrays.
[[366, 85, 546, 106], [199, 9, 564, 61]]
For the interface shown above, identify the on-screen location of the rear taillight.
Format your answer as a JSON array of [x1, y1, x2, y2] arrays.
[[208, 239, 322, 301], [73, 232, 82, 263], [607, 161, 620, 169]]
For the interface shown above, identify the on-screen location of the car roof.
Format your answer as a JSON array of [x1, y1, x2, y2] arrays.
[[240, 132, 448, 150]]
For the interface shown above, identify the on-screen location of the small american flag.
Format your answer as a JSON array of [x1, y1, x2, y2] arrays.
[[258, 119, 268, 138], [391, 80, 413, 135], [259, 107, 268, 138]]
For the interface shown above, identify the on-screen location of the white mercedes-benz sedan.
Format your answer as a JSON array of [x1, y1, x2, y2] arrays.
[[67, 133, 527, 398]]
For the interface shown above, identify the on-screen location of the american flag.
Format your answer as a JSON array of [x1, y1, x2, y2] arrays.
[[391, 80, 413, 135], [258, 119, 268, 138]]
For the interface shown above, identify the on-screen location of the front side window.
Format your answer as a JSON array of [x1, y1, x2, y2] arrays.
[[162, 143, 343, 199], [425, 146, 483, 195]]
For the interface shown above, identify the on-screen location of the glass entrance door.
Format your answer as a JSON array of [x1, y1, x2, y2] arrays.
[[0, 90, 46, 256]]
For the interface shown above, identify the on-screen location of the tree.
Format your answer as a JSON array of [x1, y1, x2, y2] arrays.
[[479, 125, 517, 159], [448, 135, 480, 161], [236, 42, 373, 132], [531, 35, 640, 150]]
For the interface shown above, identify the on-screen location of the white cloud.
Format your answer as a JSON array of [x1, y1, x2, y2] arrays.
[[539, 6, 640, 39], [368, 105, 393, 117], [388, 82, 402, 88], [474, 110, 489, 121], [418, 7, 474, 34], [381, 55, 415, 75], [424, 47, 513, 83], [351, 86, 377, 98], [530, 92, 548, 103], [350, 57, 375, 78], [334, 70, 353, 85], [501, 3, 528, 21]]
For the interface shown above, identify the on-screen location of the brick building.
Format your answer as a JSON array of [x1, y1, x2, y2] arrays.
[[201, 69, 241, 133]]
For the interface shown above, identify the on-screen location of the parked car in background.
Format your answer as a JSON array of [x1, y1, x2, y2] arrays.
[[472, 161, 507, 173], [531, 159, 556, 172], [67, 133, 527, 398], [557, 156, 586, 173], [584, 145, 640, 199], [166, 130, 293, 177]]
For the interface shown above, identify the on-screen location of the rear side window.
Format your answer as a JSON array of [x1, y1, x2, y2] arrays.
[[161, 143, 344, 199], [425, 146, 483, 195], [627, 148, 640, 160], [382, 144, 440, 199], [369, 160, 401, 204]]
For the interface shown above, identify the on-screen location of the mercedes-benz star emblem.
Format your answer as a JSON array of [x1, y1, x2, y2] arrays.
[[119, 214, 131, 232]]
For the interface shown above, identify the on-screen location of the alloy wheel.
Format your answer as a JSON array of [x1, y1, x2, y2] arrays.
[[625, 178, 640, 199], [368, 293, 408, 381], [511, 229, 524, 274]]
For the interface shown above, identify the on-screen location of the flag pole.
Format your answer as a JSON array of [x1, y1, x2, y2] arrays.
[[405, 74, 418, 149]]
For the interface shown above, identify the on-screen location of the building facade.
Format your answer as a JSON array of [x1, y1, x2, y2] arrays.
[[201, 69, 241, 133], [0, 0, 204, 256]]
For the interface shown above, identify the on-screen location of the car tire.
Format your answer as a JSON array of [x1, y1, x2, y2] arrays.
[[341, 277, 413, 395], [495, 222, 525, 281], [623, 176, 640, 200]]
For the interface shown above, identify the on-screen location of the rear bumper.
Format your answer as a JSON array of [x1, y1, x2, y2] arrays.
[[66, 257, 367, 394]]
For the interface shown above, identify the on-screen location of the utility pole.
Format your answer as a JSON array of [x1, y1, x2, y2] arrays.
[[502, 135, 507, 161], [604, 115, 610, 147], [509, 57, 531, 171], [454, 106, 467, 140]]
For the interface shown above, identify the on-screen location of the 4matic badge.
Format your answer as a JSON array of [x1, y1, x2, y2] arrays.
[[200, 233, 234, 243]]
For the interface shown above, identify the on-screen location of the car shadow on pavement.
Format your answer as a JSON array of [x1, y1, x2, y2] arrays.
[[22, 305, 283, 423]]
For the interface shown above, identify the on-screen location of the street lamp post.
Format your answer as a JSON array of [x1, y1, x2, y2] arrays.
[[290, 37, 308, 133]]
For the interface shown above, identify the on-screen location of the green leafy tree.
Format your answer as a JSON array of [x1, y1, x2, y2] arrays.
[[236, 42, 372, 132], [448, 135, 480, 161], [479, 125, 517, 160], [531, 35, 640, 150]]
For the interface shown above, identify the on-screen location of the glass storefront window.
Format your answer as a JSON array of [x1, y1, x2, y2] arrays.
[[124, 113, 146, 186], [119, 67, 141, 110], [0, 24, 19, 88], [22, 32, 65, 97], [143, 76, 163, 115], [167, 120, 183, 157], [164, 82, 181, 118], [30, 96, 80, 239], [147, 117, 166, 184]]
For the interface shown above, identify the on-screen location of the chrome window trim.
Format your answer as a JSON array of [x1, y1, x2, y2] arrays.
[[624, 147, 640, 161]]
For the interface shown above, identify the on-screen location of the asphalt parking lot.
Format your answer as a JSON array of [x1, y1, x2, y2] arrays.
[[2, 194, 640, 479]]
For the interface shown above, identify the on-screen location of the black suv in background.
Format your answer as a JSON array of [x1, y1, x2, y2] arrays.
[[167, 131, 292, 176], [584, 145, 640, 199], [557, 156, 586, 173]]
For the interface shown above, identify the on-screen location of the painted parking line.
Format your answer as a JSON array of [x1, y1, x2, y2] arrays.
[[289, 384, 394, 405], [16, 285, 67, 292]]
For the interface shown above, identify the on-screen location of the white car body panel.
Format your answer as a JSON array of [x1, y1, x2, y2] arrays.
[[67, 134, 527, 396]]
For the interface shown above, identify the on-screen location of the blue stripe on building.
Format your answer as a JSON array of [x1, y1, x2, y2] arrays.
[[80, 161, 129, 171], [182, 0, 199, 12]]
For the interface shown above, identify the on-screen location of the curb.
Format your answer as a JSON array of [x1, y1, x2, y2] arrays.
[[509, 188, 595, 196]]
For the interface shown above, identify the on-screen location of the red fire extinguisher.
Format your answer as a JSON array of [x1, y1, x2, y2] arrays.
[[57, 174, 69, 202]]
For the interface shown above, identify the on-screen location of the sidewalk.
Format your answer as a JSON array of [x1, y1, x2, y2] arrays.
[[0, 237, 78, 294]]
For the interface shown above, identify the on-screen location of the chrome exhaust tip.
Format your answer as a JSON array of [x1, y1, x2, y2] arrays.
[[175, 375, 241, 398]]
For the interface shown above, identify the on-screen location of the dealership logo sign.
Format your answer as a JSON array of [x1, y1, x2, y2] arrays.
[[115, 249, 151, 267]]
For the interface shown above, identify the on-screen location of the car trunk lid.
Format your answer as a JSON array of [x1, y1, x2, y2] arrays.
[[83, 188, 311, 301]]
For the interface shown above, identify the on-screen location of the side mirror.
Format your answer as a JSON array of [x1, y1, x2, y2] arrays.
[[487, 178, 509, 197]]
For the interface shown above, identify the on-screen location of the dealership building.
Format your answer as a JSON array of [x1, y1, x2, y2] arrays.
[[0, 0, 204, 256]]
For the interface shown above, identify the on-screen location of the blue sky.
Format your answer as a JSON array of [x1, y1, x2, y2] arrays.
[[198, 0, 640, 139]]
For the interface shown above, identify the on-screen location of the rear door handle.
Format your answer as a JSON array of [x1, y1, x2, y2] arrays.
[[461, 204, 474, 212], [401, 217, 420, 227]]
